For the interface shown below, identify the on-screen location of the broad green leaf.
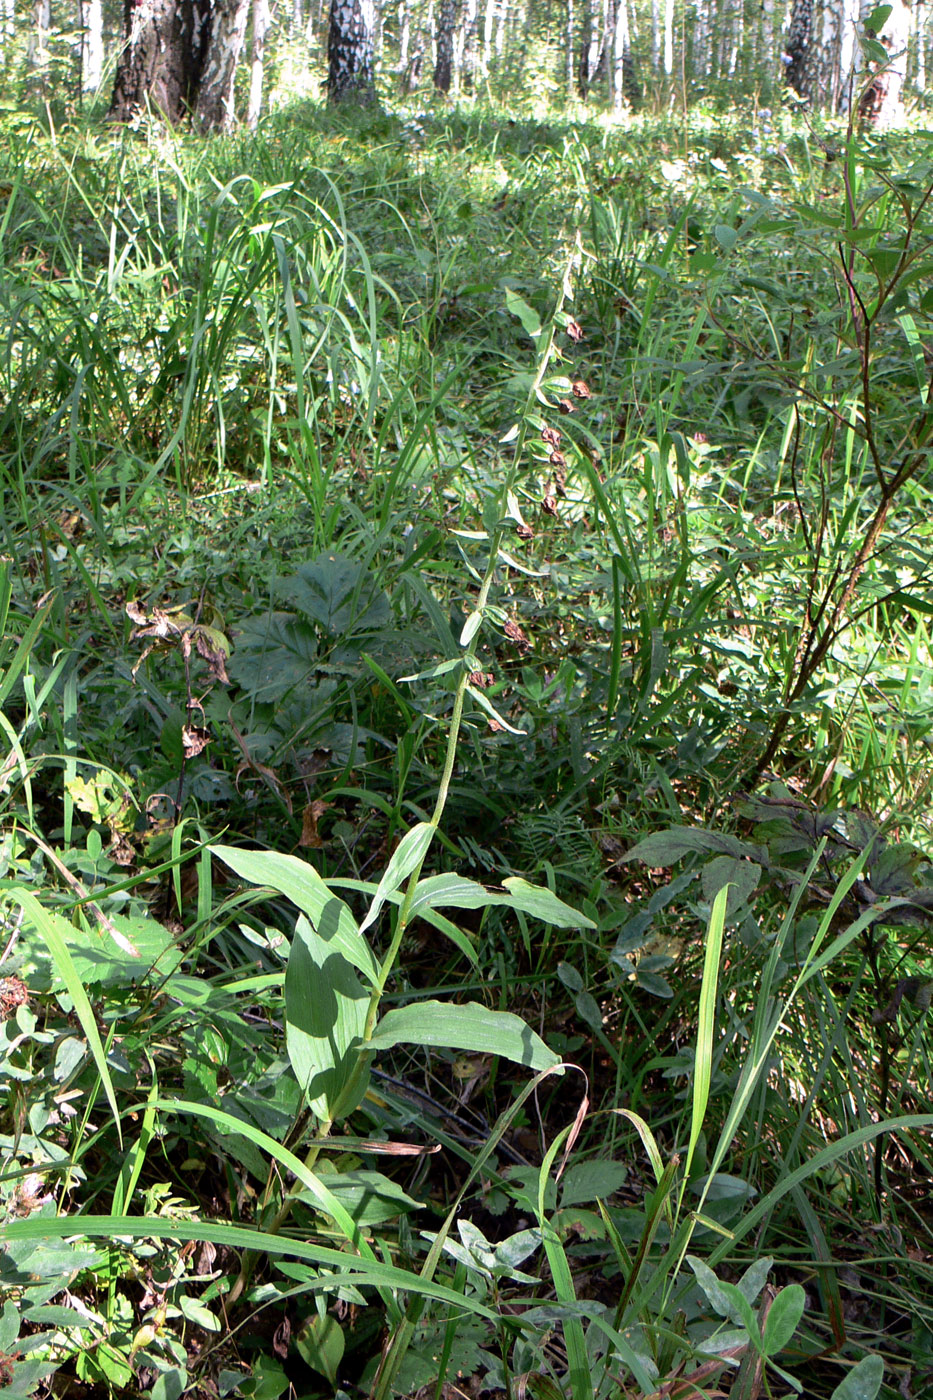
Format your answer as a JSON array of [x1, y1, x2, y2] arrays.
[[830, 1354, 885, 1400], [179, 1295, 221, 1331], [865, 4, 892, 32], [151, 1367, 187, 1400], [12, 891, 122, 1148], [634, 970, 674, 998], [688, 1256, 734, 1319], [460, 610, 484, 646], [359, 822, 434, 934], [701, 857, 761, 915], [277, 554, 390, 635], [212, 845, 377, 984], [410, 873, 595, 929], [285, 914, 369, 1122], [297, 1170, 423, 1226], [502, 877, 596, 928], [505, 288, 542, 339], [40, 912, 183, 987], [762, 1284, 805, 1357], [622, 827, 764, 866], [295, 1314, 344, 1385], [560, 1159, 628, 1208], [369, 1001, 560, 1072]]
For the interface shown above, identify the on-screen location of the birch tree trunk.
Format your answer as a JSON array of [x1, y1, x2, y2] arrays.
[[433, 0, 458, 89], [399, 0, 410, 68], [455, 0, 477, 89], [860, 0, 910, 125], [80, 0, 104, 90], [784, 0, 815, 101], [916, 0, 926, 91], [28, 0, 51, 71], [611, 0, 630, 106], [110, 0, 211, 122], [566, 0, 576, 91], [246, 0, 268, 126], [663, 0, 673, 74], [328, 0, 377, 101], [194, 0, 250, 130]]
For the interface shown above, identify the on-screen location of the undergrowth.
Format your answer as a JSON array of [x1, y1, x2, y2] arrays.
[[0, 95, 931, 1400]]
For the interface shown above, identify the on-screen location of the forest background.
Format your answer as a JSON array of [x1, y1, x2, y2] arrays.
[[0, 0, 932, 1398]]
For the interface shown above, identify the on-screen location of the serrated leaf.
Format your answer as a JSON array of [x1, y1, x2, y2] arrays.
[[212, 845, 377, 983], [368, 1001, 560, 1072], [359, 822, 434, 934], [278, 554, 390, 635], [560, 1159, 628, 1207], [285, 915, 369, 1123]]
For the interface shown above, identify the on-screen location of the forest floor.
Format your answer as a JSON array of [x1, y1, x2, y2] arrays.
[[0, 94, 932, 1400]]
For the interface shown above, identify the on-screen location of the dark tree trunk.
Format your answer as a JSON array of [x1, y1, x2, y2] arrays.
[[328, 0, 376, 102], [433, 0, 458, 89], [194, 0, 250, 130], [109, 0, 210, 122], [783, 0, 813, 102]]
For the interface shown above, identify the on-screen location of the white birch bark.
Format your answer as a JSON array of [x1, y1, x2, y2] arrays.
[[28, 0, 51, 69], [611, 0, 629, 106], [567, 0, 576, 90], [247, 0, 268, 126], [80, 0, 104, 90], [194, 0, 250, 129], [399, 0, 410, 67]]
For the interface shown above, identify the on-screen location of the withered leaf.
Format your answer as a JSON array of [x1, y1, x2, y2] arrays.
[[182, 724, 211, 757]]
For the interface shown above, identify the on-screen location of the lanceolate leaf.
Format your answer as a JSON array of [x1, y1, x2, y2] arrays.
[[502, 877, 596, 928], [212, 845, 377, 984], [285, 914, 369, 1123], [359, 822, 434, 934], [0, 1216, 501, 1320], [410, 873, 595, 928], [12, 891, 123, 1147], [368, 1001, 560, 1072]]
